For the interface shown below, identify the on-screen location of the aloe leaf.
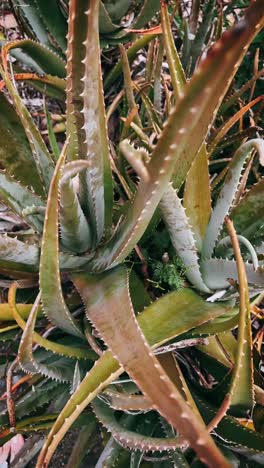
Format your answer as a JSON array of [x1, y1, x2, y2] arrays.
[[202, 139, 264, 259], [8, 283, 95, 361], [201, 258, 264, 290], [44, 102, 60, 161], [160, 2, 211, 250], [0, 235, 39, 274], [59, 161, 92, 254], [209, 96, 264, 155], [131, 0, 160, 30], [231, 178, 264, 239], [0, 380, 67, 427], [99, 2, 120, 34], [74, 267, 230, 467], [9, 0, 61, 53], [0, 303, 41, 322], [101, 389, 151, 412], [0, 65, 54, 197], [0, 172, 44, 232], [68, 0, 112, 243], [36, 351, 123, 468], [0, 94, 45, 196], [13, 291, 75, 382], [93, 398, 185, 451], [104, 34, 157, 89], [39, 143, 84, 338], [31, 0, 68, 53], [160, 0, 185, 98], [159, 185, 210, 292], [189, 0, 216, 75], [65, 0, 87, 162], [184, 145, 212, 251], [194, 394, 264, 463], [92, 3, 264, 271], [0, 234, 92, 276], [214, 219, 254, 417], [65, 418, 97, 468], [38, 283, 232, 467], [2, 39, 66, 77]]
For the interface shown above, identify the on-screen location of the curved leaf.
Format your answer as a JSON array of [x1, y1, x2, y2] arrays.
[[74, 267, 230, 467], [160, 185, 210, 292], [202, 139, 264, 259], [92, 3, 264, 271], [39, 143, 84, 338], [59, 161, 92, 254]]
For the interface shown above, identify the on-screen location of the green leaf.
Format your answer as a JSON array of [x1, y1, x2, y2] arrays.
[[39, 142, 84, 338], [59, 161, 92, 254], [74, 266, 230, 467], [202, 139, 264, 259], [0, 65, 55, 197], [78, 0, 113, 243], [3, 39, 66, 77], [160, 185, 210, 292], [160, 0, 185, 98], [201, 258, 264, 290], [93, 398, 184, 451], [0, 94, 45, 196], [0, 171, 45, 232], [32, 0, 68, 52], [184, 145, 211, 251], [9, 0, 65, 56], [231, 178, 264, 240], [36, 351, 123, 467], [0, 379, 67, 427], [92, 3, 264, 270], [8, 283, 96, 361], [38, 281, 232, 467], [16, 291, 76, 381], [195, 394, 264, 464], [0, 234, 39, 274]]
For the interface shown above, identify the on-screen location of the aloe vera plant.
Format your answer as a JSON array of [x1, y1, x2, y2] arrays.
[[0, 1, 264, 467]]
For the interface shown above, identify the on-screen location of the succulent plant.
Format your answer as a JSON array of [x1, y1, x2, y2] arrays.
[[0, 1, 263, 467]]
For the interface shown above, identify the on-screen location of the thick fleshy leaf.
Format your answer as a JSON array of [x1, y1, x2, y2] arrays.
[[0, 235, 39, 274], [0, 65, 54, 197], [16, 291, 76, 382], [8, 283, 95, 361], [231, 178, 264, 239], [184, 145, 211, 251], [201, 258, 264, 290], [39, 143, 84, 338], [214, 219, 254, 417], [30, 1, 67, 53], [0, 379, 67, 428], [68, 0, 112, 243], [59, 161, 92, 253], [2, 39, 66, 77], [93, 398, 185, 451], [91, 2, 264, 271], [36, 351, 123, 468], [74, 267, 230, 467], [202, 139, 264, 259], [0, 94, 45, 196], [160, 185, 210, 292], [160, 2, 211, 250], [38, 283, 232, 467], [9, 0, 65, 56], [0, 172, 44, 232], [160, 0, 185, 98], [195, 394, 264, 463]]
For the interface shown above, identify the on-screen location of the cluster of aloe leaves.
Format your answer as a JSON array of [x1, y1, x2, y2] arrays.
[[0, 0, 264, 466]]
